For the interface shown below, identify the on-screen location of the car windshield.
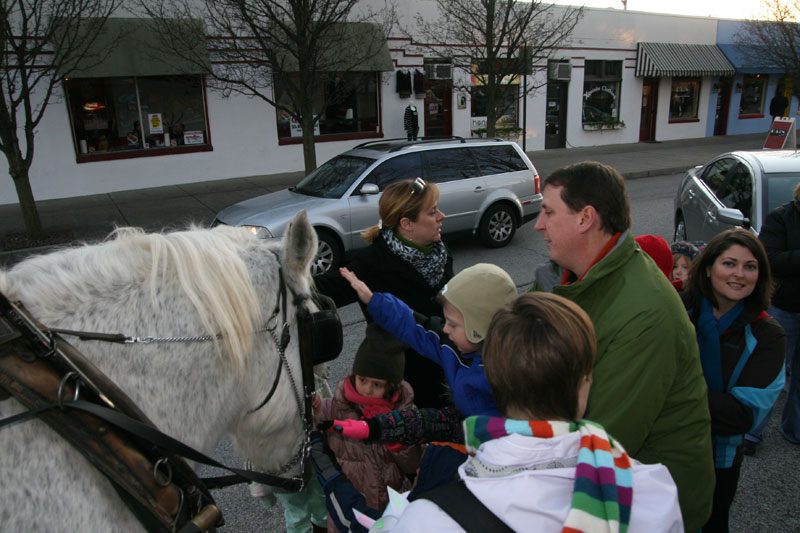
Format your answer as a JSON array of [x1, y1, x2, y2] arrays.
[[763, 173, 800, 215], [293, 155, 374, 198]]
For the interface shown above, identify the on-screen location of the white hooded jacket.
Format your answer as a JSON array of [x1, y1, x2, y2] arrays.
[[367, 431, 684, 532]]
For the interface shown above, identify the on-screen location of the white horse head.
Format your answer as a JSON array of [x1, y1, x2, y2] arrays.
[[0, 211, 319, 531]]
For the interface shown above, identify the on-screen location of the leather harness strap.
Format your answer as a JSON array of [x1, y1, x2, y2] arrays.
[[0, 295, 219, 532]]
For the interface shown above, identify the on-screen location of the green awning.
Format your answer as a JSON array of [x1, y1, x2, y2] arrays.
[[279, 22, 393, 72], [65, 18, 210, 79]]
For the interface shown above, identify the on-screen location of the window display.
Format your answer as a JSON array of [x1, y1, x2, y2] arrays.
[[582, 60, 622, 126], [274, 72, 380, 139], [669, 78, 700, 121], [65, 75, 209, 156], [470, 85, 519, 135], [739, 74, 766, 116]]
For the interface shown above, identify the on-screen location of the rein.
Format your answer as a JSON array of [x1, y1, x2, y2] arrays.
[[0, 250, 343, 530]]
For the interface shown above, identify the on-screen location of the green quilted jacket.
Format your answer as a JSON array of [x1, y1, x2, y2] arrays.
[[531, 231, 713, 532]]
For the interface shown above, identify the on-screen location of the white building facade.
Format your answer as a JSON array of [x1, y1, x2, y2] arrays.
[[0, 5, 790, 203]]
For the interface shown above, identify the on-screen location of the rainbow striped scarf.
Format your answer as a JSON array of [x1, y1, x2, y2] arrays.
[[463, 416, 633, 533]]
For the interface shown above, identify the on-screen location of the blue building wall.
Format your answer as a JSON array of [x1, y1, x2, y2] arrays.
[[716, 20, 798, 136]]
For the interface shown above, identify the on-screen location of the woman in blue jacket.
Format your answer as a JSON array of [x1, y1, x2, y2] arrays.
[[683, 229, 786, 533]]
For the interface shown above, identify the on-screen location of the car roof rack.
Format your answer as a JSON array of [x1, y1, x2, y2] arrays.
[[354, 136, 505, 153]]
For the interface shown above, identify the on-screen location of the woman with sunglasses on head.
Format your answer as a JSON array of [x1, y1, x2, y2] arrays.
[[316, 178, 452, 408], [682, 228, 786, 533]]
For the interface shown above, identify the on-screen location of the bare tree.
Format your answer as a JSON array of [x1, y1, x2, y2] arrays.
[[135, 0, 395, 174], [1, 0, 119, 240], [409, 0, 582, 137], [735, 0, 800, 93]]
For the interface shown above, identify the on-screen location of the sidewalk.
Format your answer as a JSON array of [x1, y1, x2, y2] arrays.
[[0, 132, 769, 265]]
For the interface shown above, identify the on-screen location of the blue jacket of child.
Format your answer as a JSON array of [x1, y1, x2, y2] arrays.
[[367, 292, 500, 417]]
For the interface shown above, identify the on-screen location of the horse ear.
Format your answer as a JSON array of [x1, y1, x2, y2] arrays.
[[284, 210, 318, 278]]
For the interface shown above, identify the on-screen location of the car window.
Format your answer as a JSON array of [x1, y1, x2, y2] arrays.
[[362, 153, 423, 190], [422, 148, 481, 183], [700, 158, 737, 200], [764, 173, 800, 215], [294, 155, 374, 198], [472, 146, 528, 174], [716, 163, 753, 218]]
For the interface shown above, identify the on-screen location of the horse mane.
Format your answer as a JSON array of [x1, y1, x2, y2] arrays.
[[1, 225, 269, 373]]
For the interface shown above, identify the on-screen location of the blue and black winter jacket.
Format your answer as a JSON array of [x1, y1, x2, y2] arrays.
[[367, 292, 501, 418], [688, 302, 786, 468]]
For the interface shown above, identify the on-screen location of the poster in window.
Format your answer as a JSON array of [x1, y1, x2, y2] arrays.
[[290, 117, 320, 137], [184, 131, 205, 144], [148, 113, 163, 134]]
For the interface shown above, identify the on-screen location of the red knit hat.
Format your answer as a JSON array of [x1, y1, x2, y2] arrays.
[[635, 235, 673, 279]]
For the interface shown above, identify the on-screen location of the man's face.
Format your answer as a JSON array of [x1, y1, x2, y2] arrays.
[[534, 185, 584, 271]]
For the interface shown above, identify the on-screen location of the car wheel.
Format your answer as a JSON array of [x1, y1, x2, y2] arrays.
[[479, 204, 517, 248], [311, 229, 342, 276], [674, 215, 688, 242]]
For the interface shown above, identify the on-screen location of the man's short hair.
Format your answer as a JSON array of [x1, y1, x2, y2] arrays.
[[483, 292, 596, 420], [544, 161, 632, 234]]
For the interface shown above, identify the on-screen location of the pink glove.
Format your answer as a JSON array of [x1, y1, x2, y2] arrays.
[[331, 419, 370, 440], [384, 442, 406, 452]]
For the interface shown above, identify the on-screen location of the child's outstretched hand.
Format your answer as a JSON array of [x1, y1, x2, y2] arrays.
[[340, 267, 373, 304]]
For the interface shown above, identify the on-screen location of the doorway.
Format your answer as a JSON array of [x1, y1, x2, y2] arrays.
[[713, 78, 732, 136], [639, 78, 658, 142], [424, 79, 452, 138], [545, 81, 567, 149]]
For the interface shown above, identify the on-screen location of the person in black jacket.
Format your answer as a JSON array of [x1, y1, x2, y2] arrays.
[[769, 85, 789, 122], [762, 183, 800, 444], [315, 178, 453, 408], [683, 229, 786, 533]]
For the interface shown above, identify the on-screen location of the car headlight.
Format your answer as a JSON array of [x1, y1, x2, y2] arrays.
[[242, 225, 272, 239]]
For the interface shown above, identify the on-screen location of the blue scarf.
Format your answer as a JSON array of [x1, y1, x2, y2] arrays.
[[696, 297, 744, 392]]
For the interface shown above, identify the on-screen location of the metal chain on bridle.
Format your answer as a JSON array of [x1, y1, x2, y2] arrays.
[[48, 262, 316, 484]]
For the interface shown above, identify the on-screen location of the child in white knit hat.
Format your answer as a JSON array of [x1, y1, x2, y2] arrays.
[[339, 263, 517, 418]]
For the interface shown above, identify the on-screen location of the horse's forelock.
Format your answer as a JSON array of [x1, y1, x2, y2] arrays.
[[143, 226, 264, 373]]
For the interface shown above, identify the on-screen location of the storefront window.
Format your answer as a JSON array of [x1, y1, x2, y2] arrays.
[[274, 72, 380, 139], [669, 78, 700, 121], [65, 75, 208, 156], [470, 85, 519, 135], [739, 74, 767, 116], [582, 60, 622, 125]]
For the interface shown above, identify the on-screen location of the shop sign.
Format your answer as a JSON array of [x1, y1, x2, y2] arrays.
[[764, 117, 796, 149]]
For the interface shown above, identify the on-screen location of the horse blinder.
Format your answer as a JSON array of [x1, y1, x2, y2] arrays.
[[299, 294, 342, 366]]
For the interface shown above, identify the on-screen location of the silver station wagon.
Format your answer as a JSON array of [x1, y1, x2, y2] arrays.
[[674, 149, 800, 242], [215, 138, 542, 274]]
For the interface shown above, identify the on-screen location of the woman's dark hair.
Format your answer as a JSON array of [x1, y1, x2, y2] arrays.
[[686, 228, 772, 312]]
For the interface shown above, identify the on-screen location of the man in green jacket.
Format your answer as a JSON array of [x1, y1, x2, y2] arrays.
[[531, 161, 713, 531]]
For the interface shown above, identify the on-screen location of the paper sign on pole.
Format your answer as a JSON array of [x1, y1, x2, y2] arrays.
[[764, 117, 796, 149]]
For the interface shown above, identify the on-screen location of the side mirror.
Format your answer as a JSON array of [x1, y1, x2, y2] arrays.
[[359, 183, 379, 195], [717, 207, 748, 227]]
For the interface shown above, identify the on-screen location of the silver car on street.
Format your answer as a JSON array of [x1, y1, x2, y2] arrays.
[[674, 149, 800, 242], [215, 138, 541, 274]]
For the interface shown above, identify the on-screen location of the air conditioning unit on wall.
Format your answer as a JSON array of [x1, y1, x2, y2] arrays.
[[548, 63, 571, 81], [424, 63, 453, 80]]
